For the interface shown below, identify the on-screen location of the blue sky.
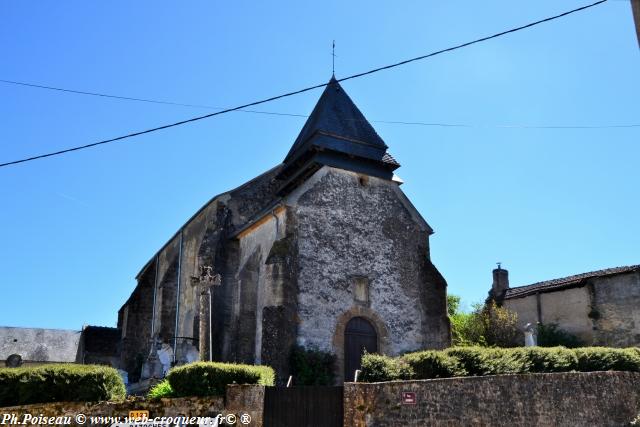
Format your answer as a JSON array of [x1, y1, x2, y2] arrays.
[[1, 1, 638, 328]]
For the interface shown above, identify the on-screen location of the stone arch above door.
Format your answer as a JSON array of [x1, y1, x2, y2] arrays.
[[332, 306, 390, 383]]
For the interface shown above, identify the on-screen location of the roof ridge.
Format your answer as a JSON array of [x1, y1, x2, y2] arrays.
[[504, 264, 640, 299], [520, 264, 640, 288]]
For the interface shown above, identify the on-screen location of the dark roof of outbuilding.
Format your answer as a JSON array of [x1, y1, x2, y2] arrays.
[[82, 326, 120, 355], [284, 76, 387, 163], [504, 264, 640, 299]]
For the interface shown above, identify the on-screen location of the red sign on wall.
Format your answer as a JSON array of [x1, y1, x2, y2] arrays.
[[401, 391, 417, 405]]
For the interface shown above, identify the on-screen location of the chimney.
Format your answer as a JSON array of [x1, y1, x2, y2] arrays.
[[491, 265, 509, 300]]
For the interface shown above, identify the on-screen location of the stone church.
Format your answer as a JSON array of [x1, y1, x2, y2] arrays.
[[118, 76, 450, 384]]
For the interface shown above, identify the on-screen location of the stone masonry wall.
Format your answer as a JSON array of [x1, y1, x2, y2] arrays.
[[591, 271, 640, 346], [288, 167, 449, 381], [1, 385, 263, 427], [344, 372, 640, 427]]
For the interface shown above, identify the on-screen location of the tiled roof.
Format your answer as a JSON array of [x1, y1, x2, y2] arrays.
[[504, 264, 640, 299]]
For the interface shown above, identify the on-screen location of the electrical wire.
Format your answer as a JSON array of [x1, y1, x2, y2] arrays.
[[0, 79, 309, 118], [6, 79, 640, 129], [0, 0, 609, 168]]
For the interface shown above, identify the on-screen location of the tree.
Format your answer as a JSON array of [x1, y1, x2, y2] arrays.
[[448, 294, 520, 347], [482, 300, 520, 347], [447, 294, 461, 317]]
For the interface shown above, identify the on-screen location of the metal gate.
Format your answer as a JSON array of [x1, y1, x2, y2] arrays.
[[263, 386, 344, 427]]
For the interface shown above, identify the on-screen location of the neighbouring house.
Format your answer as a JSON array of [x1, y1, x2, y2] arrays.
[[118, 76, 451, 385], [0, 326, 120, 367], [489, 264, 640, 346]]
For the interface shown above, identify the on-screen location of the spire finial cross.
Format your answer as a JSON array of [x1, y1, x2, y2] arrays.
[[332, 40, 336, 76]]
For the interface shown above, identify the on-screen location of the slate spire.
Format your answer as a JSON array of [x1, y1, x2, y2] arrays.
[[278, 76, 399, 194], [284, 76, 388, 161]]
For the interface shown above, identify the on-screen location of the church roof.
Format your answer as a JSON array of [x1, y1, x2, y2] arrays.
[[504, 264, 640, 299], [284, 76, 388, 162], [278, 76, 399, 193]]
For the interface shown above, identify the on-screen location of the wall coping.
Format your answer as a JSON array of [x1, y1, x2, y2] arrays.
[[346, 370, 640, 386]]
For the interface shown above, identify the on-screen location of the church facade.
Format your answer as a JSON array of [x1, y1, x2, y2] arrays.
[[118, 77, 450, 384]]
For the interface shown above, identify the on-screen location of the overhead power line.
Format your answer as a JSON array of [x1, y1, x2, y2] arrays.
[[0, 79, 309, 118], [0, 0, 609, 169], [5, 79, 640, 129]]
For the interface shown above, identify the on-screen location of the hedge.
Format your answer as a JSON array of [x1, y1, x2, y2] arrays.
[[574, 347, 640, 372], [289, 346, 336, 386], [360, 354, 413, 382], [0, 364, 126, 406], [165, 362, 274, 397], [359, 346, 640, 382], [403, 350, 465, 379]]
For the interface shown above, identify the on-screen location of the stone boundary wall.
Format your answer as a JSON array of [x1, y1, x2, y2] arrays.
[[0, 385, 264, 427], [3, 373, 640, 426], [344, 371, 640, 427]]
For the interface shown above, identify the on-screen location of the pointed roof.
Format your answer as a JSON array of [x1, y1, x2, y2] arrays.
[[284, 76, 389, 162], [278, 77, 399, 194]]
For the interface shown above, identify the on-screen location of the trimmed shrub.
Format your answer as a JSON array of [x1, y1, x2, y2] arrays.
[[0, 364, 126, 406], [402, 350, 466, 379], [510, 347, 578, 373], [536, 323, 583, 348], [574, 347, 640, 372], [444, 347, 524, 376], [166, 362, 274, 397], [147, 380, 174, 400], [289, 346, 335, 386], [359, 347, 640, 382], [359, 354, 413, 382]]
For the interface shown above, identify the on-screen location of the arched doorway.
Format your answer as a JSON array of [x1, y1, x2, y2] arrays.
[[344, 317, 377, 381]]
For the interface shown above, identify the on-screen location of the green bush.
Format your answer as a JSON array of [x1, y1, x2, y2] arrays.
[[0, 364, 126, 406], [289, 346, 335, 386], [166, 362, 274, 397], [359, 354, 414, 382], [147, 380, 174, 400], [359, 346, 640, 382], [510, 347, 577, 373], [574, 347, 640, 372], [402, 350, 465, 379], [536, 323, 583, 348], [444, 347, 525, 376]]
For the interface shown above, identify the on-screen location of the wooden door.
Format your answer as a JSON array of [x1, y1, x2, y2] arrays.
[[344, 317, 377, 381]]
